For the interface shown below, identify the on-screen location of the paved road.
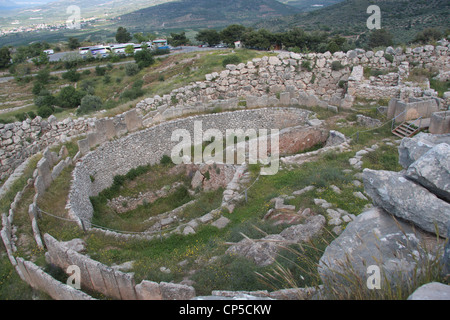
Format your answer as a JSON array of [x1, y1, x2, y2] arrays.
[[0, 46, 221, 84]]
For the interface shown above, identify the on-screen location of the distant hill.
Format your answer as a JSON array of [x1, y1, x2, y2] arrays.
[[278, 0, 343, 11], [255, 0, 450, 43], [116, 0, 302, 31], [0, 0, 173, 22]]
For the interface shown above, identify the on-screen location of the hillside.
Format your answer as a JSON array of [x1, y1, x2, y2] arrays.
[[116, 0, 302, 31], [0, 0, 173, 24], [278, 0, 343, 11], [255, 0, 450, 43]]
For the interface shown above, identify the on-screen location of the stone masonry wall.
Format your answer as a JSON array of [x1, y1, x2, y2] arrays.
[[67, 107, 313, 227], [2, 42, 449, 186]]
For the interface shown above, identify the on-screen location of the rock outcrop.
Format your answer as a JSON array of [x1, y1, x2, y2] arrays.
[[319, 133, 449, 298]]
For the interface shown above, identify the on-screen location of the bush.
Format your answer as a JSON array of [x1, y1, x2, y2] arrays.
[[77, 95, 103, 115], [62, 69, 81, 82], [134, 49, 155, 69], [125, 63, 140, 76], [34, 91, 56, 108], [35, 68, 50, 84], [160, 154, 173, 165], [15, 113, 27, 122], [95, 65, 107, 76], [32, 82, 45, 96], [222, 55, 241, 67], [120, 80, 144, 101], [57, 86, 85, 109], [37, 106, 54, 118], [384, 53, 394, 63], [301, 60, 313, 71], [331, 60, 345, 71], [27, 111, 37, 119]]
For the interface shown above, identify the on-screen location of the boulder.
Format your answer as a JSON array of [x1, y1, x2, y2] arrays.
[[407, 282, 450, 300], [363, 169, 450, 236], [226, 234, 286, 267], [405, 143, 450, 202], [279, 215, 326, 242], [318, 207, 441, 296], [398, 133, 450, 169], [159, 282, 196, 300]]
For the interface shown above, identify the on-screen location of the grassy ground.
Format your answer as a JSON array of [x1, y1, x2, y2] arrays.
[[0, 102, 415, 298], [0, 48, 266, 123]]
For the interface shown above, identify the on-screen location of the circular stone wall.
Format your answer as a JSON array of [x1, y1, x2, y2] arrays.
[[68, 107, 315, 227]]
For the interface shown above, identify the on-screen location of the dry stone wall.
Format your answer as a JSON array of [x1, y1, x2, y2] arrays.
[[68, 107, 314, 227], [1, 43, 449, 186]]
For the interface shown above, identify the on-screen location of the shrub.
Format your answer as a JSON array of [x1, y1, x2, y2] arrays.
[[331, 60, 345, 71], [32, 82, 45, 95], [125, 63, 140, 76], [134, 49, 155, 69], [95, 65, 107, 76], [27, 111, 37, 119], [301, 60, 313, 71], [120, 80, 144, 101], [57, 86, 85, 109], [384, 53, 394, 63], [77, 95, 103, 115], [160, 154, 173, 165], [15, 113, 27, 122], [222, 55, 241, 67], [35, 68, 50, 84], [34, 91, 56, 108], [62, 69, 81, 82], [37, 106, 54, 118]]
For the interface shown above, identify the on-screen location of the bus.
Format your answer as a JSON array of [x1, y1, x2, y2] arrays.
[[110, 43, 143, 55], [79, 47, 90, 55], [152, 39, 169, 50], [89, 45, 111, 57]]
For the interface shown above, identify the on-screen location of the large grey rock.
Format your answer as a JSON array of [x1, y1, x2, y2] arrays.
[[159, 282, 196, 300], [279, 215, 326, 242], [407, 282, 450, 300], [398, 133, 450, 169], [405, 143, 450, 202], [226, 215, 326, 267], [135, 280, 162, 300], [363, 169, 450, 236], [226, 234, 286, 267], [318, 207, 440, 296]]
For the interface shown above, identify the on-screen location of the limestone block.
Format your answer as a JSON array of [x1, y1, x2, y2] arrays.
[[160, 282, 196, 300], [136, 280, 162, 300], [124, 110, 142, 132], [363, 169, 450, 236]]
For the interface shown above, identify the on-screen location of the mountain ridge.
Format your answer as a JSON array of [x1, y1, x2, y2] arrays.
[[116, 0, 302, 31]]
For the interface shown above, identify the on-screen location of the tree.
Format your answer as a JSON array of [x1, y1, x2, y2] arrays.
[[0, 47, 11, 69], [368, 29, 393, 48], [134, 32, 156, 43], [125, 45, 135, 56], [68, 37, 81, 50], [77, 95, 103, 115], [414, 28, 442, 43], [35, 68, 51, 85], [125, 63, 140, 76], [62, 69, 81, 82], [168, 32, 189, 47], [196, 29, 221, 47], [134, 49, 154, 69], [31, 51, 49, 66], [116, 27, 132, 43], [220, 25, 247, 46], [242, 29, 274, 50], [57, 86, 85, 109]]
